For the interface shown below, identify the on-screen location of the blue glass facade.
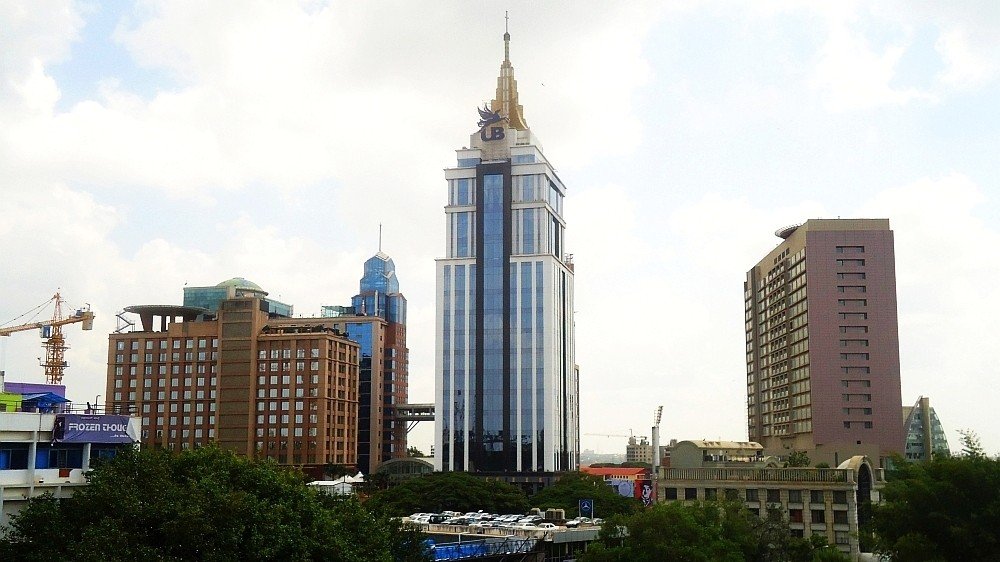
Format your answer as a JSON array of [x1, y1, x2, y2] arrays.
[[438, 154, 577, 473], [436, 34, 577, 473], [350, 253, 406, 324], [479, 172, 508, 470]]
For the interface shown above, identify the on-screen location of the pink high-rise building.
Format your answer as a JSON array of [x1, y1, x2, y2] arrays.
[[745, 219, 904, 467]]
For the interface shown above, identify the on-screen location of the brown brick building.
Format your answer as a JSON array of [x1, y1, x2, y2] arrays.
[[107, 292, 360, 473], [745, 219, 904, 467]]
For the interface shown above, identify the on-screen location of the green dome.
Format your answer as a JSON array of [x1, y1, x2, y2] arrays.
[[216, 277, 265, 292]]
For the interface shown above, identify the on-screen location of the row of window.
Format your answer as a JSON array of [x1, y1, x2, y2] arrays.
[[115, 389, 216, 401], [115, 376, 216, 389], [116, 338, 217, 351], [116, 351, 218, 363], [667, 487, 850, 504]]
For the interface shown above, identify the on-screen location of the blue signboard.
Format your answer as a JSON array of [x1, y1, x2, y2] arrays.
[[579, 498, 594, 518], [53, 414, 136, 444]]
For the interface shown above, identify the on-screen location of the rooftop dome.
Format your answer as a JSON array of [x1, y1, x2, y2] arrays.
[[216, 277, 266, 293]]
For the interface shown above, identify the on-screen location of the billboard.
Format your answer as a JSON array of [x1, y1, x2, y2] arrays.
[[607, 478, 635, 498], [53, 414, 137, 444], [637, 479, 654, 506]]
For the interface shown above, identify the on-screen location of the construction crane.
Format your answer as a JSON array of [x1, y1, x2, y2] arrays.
[[0, 292, 95, 385], [584, 431, 635, 439]]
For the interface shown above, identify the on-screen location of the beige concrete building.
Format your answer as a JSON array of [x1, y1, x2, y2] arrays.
[[626, 436, 653, 464], [657, 440, 882, 559], [668, 440, 765, 468]]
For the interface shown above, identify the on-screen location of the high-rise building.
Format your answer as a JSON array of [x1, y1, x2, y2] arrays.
[[435, 29, 578, 473], [902, 396, 950, 461], [321, 251, 408, 474], [107, 278, 361, 475], [745, 219, 904, 467]]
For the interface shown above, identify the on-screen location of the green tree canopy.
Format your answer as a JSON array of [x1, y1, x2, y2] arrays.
[[0, 446, 429, 562], [580, 502, 847, 562], [786, 450, 810, 467], [366, 471, 530, 516], [868, 450, 1000, 561], [529, 472, 641, 518]]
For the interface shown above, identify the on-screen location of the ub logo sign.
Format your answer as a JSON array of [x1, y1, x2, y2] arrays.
[[477, 105, 506, 142]]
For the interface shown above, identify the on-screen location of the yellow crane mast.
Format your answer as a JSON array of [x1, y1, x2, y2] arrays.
[[0, 292, 95, 384]]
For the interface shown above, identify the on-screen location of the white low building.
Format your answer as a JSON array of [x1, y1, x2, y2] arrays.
[[0, 410, 141, 527]]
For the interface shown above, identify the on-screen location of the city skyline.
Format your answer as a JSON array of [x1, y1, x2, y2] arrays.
[[1, 2, 998, 457]]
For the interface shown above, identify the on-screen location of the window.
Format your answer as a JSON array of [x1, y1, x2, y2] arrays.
[[767, 489, 780, 503], [839, 312, 867, 320], [811, 509, 825, 523], [837, 285, 866, 293], [839, 326, 868, 334], [835, 245, 864, 253], [746, 489, 760, 502], [788, 490, 802, 503], [789, 509, 803, 523], [665, 488, 678, 500], [810, 490, 824, 503], [839, 339, 869, 347], [837, 299, 867, 307], [835, 531, 849, 545], [836, 259, 865, 266], [684, 488, 697, 500], [840, 353, 870, 361], [705, 488, 717, 500], [833, 491, 847, 504]]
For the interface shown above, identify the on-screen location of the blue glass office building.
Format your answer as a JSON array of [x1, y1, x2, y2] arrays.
[[435, 31, 578, 473], [322, 252, 409, 474]]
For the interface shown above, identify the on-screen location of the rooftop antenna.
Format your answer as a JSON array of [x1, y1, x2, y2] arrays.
[[504, 11, 510, 62], [378, 223, 383, 252]]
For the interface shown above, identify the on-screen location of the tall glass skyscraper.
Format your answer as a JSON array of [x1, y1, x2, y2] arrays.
[[435, 30, 578, 473]]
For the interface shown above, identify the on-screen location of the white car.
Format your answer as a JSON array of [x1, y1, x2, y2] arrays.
[[535, 523, 557, 530]]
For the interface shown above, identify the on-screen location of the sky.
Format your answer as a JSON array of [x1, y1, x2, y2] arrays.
[[1, 1, 998, 457]]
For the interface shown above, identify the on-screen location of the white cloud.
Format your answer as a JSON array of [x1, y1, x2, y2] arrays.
[[935, 28, 997, 89], [810, 11, 933, 110], [857, 174, 1000, 452]]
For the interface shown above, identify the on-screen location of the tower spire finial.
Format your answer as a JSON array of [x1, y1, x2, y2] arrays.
[[503, 11, 510, 63], [378, 223, 382, 252], [489, 11, 527, 130]]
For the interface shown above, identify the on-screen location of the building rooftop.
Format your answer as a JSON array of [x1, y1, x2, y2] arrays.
[[215, 277, 266, 294], [683, 440, 763, 451]]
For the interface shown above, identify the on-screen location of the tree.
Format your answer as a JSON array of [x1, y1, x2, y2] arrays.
[[958, 429, 985, 459], [366, 471, 530, 516], [0, 446, 430, 562], [529, 472, 641, 518], [579, 501, 847, 562], [786, 450, 810, 467], [406, 446, 426, 457], [868, 452, 1000, 561]]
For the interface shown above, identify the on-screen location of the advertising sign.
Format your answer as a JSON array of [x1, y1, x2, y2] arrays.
[[53, 414, 136, 444], [637, 479, 654, 506], [607, 478, 635, 498]]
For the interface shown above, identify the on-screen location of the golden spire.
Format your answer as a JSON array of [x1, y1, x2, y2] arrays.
[[490, 12, 528, 131]]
